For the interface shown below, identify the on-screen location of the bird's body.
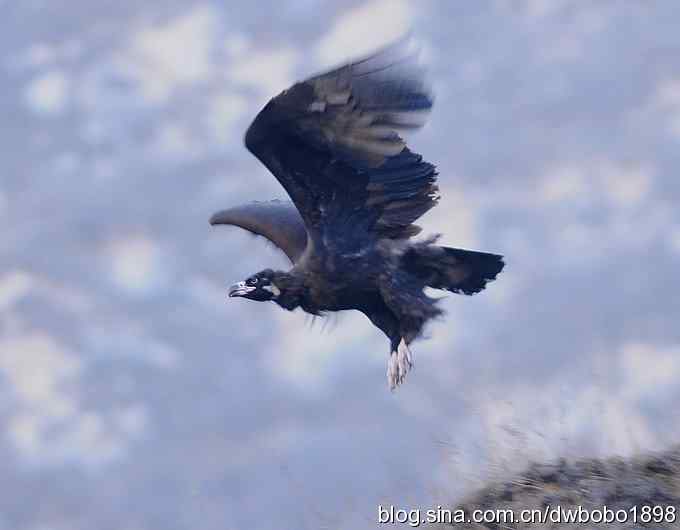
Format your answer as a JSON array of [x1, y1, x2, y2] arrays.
[[211, 39, 504, 389]]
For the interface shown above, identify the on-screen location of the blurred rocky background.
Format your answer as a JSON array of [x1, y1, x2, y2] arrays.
[[442, 446, 680, 529]]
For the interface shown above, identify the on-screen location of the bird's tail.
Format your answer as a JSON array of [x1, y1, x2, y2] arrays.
[[403, 240, 505, 295]]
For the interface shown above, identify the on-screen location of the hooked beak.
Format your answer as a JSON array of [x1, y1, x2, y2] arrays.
[[228, 281, 255, 298]]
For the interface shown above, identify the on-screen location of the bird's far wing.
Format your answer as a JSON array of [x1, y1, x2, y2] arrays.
[[243, 38, 438, 250], [209, 200, 308, 264]]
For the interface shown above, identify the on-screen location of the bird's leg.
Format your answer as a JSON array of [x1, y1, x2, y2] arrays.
[[398, 337, 413, 375], [387, 337, 413, 391], [359, 306, 415, 390]]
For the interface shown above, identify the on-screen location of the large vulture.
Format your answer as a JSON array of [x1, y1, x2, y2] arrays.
[[210, 39, 504, 389]]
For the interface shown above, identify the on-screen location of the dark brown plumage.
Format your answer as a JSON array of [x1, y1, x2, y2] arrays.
[[210, 39, 504, 389]]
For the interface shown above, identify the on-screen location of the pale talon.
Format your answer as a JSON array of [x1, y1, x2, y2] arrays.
[[387, 350, 399, 390], [386, 338, 414, 390]]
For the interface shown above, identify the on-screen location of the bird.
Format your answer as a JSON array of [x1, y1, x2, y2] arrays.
[[210, 38, 504, 390]]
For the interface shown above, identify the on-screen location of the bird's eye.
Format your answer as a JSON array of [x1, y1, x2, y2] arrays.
[[246, 277, 257, 286]]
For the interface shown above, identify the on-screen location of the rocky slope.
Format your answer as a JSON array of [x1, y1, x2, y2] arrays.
[[439, 446, 680, 529]]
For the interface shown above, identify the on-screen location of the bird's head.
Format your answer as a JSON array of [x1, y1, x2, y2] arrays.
[[228, 269, 282, 302]]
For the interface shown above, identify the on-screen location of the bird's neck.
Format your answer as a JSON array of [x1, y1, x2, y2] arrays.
[[271, 271, 306, 311]]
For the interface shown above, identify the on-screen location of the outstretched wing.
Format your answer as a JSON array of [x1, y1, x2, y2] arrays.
[[210, 200, 308, 264], [244, 38, 438, 253]]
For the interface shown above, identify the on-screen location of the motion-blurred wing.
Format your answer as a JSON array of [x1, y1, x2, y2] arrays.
[[244, 38, 438, 251], [210, 200, 308, 264]]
